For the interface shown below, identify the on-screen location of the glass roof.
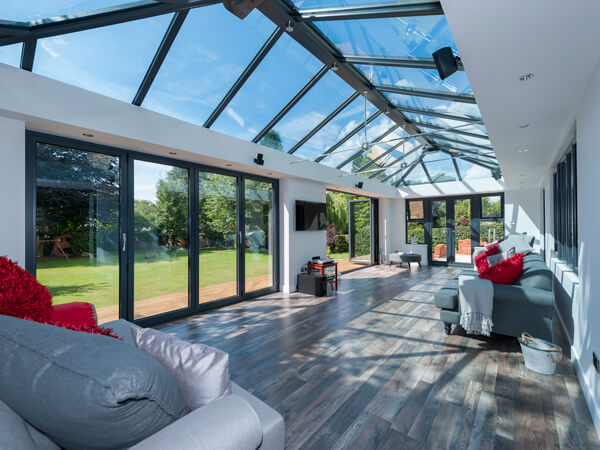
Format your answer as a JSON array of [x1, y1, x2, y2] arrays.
[[34, 14, 172, 103], [0, 0, 500, 188], [0, 43, 21, 67]]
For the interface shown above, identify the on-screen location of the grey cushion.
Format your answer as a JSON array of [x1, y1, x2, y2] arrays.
[[498, 234, 533, 255], [132, 327, 232, 410], [0, 399, 59, 450], [0, 315, 189, 450]]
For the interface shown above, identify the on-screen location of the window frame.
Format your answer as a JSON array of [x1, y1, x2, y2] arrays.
[[553, 142, 578, 272]]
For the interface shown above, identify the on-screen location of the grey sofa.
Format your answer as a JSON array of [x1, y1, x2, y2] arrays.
[[0, 318, 285, 450], [434, 252, 555, 341]]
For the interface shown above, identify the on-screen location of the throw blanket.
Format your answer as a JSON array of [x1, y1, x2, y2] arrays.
[[458, 275, 494, 336]]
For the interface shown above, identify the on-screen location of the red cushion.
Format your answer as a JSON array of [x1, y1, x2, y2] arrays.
[[486, 238, 504, 250], [479, 253, 525, 285], [0, 256, 53, 322], [23, 316, 120, 339], [51, 302, 97, 327], [474, 246, 500, 274]]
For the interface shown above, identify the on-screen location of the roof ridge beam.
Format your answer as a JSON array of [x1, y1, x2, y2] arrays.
[[342, 55, 464, 71], [296, 2, 443, 21]]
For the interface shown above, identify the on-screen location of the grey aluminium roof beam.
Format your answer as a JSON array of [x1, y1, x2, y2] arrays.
[[395, 154, 426, 186], [342, 55, 464, 71], [335, 124, 399, 169], [421, 162, 433, 184], [376, 84, 476, 104], [20, 39, 36, 71], [204, 27, 283, 128], [258, 0, 433, 149], [377, 146, 426, 181], [394, 104, 483, 124], [357, 139, 404, 172], [132, 10, 188, 106], [430, 135, 493, 151], [288, 91, 359, 154], [296, 2, 443, 21], [0, 21, 30, 37], [315, 110, 382, 163], [448, 152, 463, 181], [0, 0, 221, 46], [253, 64, 328, 144]]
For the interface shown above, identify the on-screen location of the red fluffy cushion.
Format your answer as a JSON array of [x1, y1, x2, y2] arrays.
[[23, 316, 120, 339], [51, 302, 98, 327], [479, 253, 525, 285], [0, 256, 53, 322], [486, 238, 504, 250], [474, 246, 500, 274]]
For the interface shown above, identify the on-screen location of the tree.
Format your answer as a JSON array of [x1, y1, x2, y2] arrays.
[[259, 130, 283, 151], [155, 167, 189, 248], [326, 191, 348, 234]]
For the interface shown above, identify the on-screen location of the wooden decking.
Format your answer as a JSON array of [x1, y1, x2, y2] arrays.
[[158, 265, 599, 449]]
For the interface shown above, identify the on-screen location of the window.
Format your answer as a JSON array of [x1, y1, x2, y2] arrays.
[[481, 195, 502, 218], [407, 200, 425, 244], [554, 144, 578, 270]]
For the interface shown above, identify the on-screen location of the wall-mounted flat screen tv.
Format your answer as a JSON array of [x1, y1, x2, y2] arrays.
[[296, 200, 326, 231]]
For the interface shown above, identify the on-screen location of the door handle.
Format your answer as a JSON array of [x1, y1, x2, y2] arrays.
[[122, 233, 127, 252]]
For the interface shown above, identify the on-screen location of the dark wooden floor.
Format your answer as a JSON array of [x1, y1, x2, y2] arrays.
[[158, 265, 600, 450]]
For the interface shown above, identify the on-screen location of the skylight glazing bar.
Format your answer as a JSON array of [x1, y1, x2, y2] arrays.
[[288, 91, 359, 154], [0, 22, 30, 37], [416, 122, 488, 140], [395, 154, 426, 186], [342, 55, 463, 71], [315, 110, 382, 163], [0, 0, 221, 46], [132, 10, 188, 106], [458, 156, 498, 170], [394, 105, 483, 124], [376, 85, 476, 104], [357, 139, 404, 172], [451, 155, 463, 181], [369, 144, 425, 179], [20, 39, 36, 71], [336, 124, 399, 169], [431, 135, 493, 150], [252, 64, 328, 144], [204, 27, 283, 128], [297, 2, 443, 22], [421, 162, 433, 183]]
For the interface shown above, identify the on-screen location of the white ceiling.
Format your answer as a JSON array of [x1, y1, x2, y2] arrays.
[[441, 0, 600, 190]]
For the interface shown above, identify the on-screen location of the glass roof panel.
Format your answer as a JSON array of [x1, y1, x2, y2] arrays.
[[386, 92, 481, 117], [1, 1, 145, 23], [423, 151, 457, 183], [357, 65, 472, 95], [424, 129, 491, 147], [293, 0, 430, 10], [402, 163, 429, 185], [142, 7, 274, 126], [403, 112, 488, 136], [211, 33, 321, 141], [33, 13, 172, 103], [456, 159, 492, 180], [319, 113, 395, 170], [265, 71, 354, 151], [0, 43, 22, 67], [293, 95, 377, 160], [314, 15, 457, 59]]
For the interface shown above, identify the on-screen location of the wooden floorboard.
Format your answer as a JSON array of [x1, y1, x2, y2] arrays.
[[158, 265, 600, 449]]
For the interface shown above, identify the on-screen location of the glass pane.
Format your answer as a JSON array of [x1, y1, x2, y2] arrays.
[[265, 71, 354, 151], [340, 128, 407, 173], [408, 200, 424, 219], [35, 143, 120, 323], [407, 222, 424, 244], [456, 159, 492, 180], [0, 43, 22, 67], [315, 15, 457, 59], [326, 190, 349, 270], [1, 0, 137, 22], [293, 95, 377, 160], [143, 7, 274, 126], [423, 151, 457, 183], [403, 111, 488, 136], [34, 14, 172, 102], [212, 33, 321, 141], [386, 92, 481, 118], [482, 195, 502, 218], [480, 221, 504, 246], [199, 172, 238, 303], [403, 163, 429, 185], [454, 199, 471, 263], [321, 114, 395, 170], [357, 65, 472, 95], [426, 129, 491, 147], [245, 179, 274, 293], [349, 200, 371, 262], [294, 0, 429, 10], [133, 160, 189, 319], [431, 200, 447, 262]]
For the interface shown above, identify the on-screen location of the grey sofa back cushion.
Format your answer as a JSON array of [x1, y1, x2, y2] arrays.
[[513, 254, 553, 291], [0, 315, 189, 450], [0, 399, 59, 450], [498, 234, 534, 255]]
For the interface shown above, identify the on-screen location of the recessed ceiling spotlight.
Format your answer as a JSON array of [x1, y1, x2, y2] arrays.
[[519, 73, 534, 81], [285, 20, 294, 33], [169, 151, 177, 155], [519, 123, 530, 128], [82, 132, 94, 138], [331, 62, 338, 72]]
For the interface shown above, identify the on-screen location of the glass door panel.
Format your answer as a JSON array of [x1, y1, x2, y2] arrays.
[[244, 179, 274, 293], [133, 160, 189, 319], [480, 221, 504, 246], [198, 172, 238, 303], [349, 199, 372, 263], [453, 199, 471, 264], [431, 200, 448, 262], [35, 143, 121, 323]]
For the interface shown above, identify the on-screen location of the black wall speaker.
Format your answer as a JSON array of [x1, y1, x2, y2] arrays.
[[254, 153, 264, 166], [433, 47, 460, 80]]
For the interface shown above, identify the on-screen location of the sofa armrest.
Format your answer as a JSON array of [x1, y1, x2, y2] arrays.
[[131, 394, 262, 450]]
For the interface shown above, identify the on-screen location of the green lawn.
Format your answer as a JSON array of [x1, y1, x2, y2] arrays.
[[36, 248, 272, 309], [328, 251, 349, 261]]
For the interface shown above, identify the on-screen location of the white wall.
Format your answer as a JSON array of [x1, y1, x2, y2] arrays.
[[280, 179, 327, 292], [0, 115, 25, 266], [504, 188, 543, 251]]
